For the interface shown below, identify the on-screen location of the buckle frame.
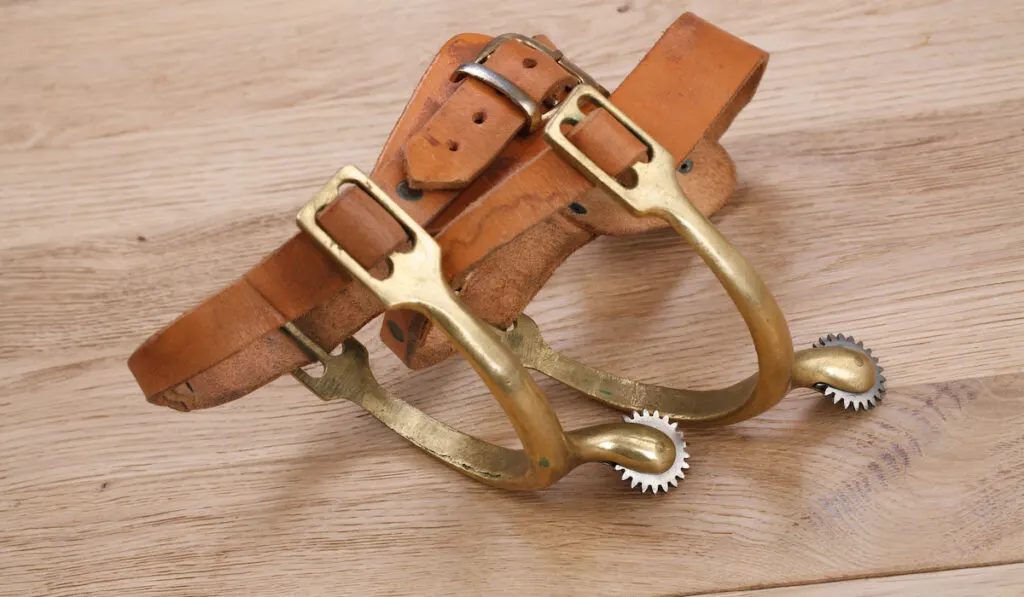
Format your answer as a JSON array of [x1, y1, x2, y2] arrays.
[[450, 63, 543, 133], [289, 165, 679, 490], [473, 33, 609, 96], [295, 165, 444, 310], [448, 33, 609, 135], [531, 85, 881, 425]]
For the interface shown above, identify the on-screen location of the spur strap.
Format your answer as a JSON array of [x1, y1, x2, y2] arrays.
[[129, 33, 576, 408], [128, 13, 765, 411], [387, 15, 767, 367]]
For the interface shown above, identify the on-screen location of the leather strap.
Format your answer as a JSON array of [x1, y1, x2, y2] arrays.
[[384, 14, 767, 368], [128, 13, 765, 411], [129, 33, 572, 408]]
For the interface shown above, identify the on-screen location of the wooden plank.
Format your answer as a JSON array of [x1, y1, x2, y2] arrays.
[[707, 563, 1024, 597], [2, 0, 1023, 595], [3, 367, 1023, 595]]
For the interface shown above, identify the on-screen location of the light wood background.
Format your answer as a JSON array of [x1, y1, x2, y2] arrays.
[[2, 0, 1023, 595]]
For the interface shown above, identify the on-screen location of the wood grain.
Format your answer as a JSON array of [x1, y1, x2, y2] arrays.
[[713, 563, 1024, 596], [2, 0, 1023, 595]]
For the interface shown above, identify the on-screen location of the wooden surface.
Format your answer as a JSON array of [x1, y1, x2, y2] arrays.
[[2, 0, 1023, 595]]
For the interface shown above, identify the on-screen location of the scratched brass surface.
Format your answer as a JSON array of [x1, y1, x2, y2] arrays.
[[533, 85, 877, 425]]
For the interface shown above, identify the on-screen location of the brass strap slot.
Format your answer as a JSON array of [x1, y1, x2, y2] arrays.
[[287, 165, 682, 490], [520, 85, 884, 424]]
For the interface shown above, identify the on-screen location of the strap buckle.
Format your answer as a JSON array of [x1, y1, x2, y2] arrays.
[[289, 165, 678, 490], [472, 33, 609, 96], [450, 33, 608, 134], [529, 85, 883, 424], [450, 63, 545, 133]]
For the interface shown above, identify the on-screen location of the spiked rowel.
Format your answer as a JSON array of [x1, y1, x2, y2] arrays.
[[614, 410, 690, 493], [812, 334, 886, 411]]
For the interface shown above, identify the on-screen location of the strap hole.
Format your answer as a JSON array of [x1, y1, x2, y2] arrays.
[[447, 140, 459, 152], [568, 202, 587, 215], [522, 57, 537, 69], [677, 159, 694, 174], [472, 111, 486, 125], [396, 180, 423, 201]]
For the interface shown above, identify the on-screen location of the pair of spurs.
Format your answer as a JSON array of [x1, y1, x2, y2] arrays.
[[128, 17, 884, 494], [279, 87, 884, 493]]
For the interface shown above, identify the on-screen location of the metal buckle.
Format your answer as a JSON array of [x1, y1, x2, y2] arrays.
[[473, 33, 609, 96], [449, 33, 609, 134], [450, 63, 543, 133], [286, 165, 680, 491], [507, 84, 886, 424]]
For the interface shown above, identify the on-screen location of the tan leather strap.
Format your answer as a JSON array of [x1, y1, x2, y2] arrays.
[[128, 33, 572, 407], [128, 13, 763, 411], [384, 14, 767, 368]]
